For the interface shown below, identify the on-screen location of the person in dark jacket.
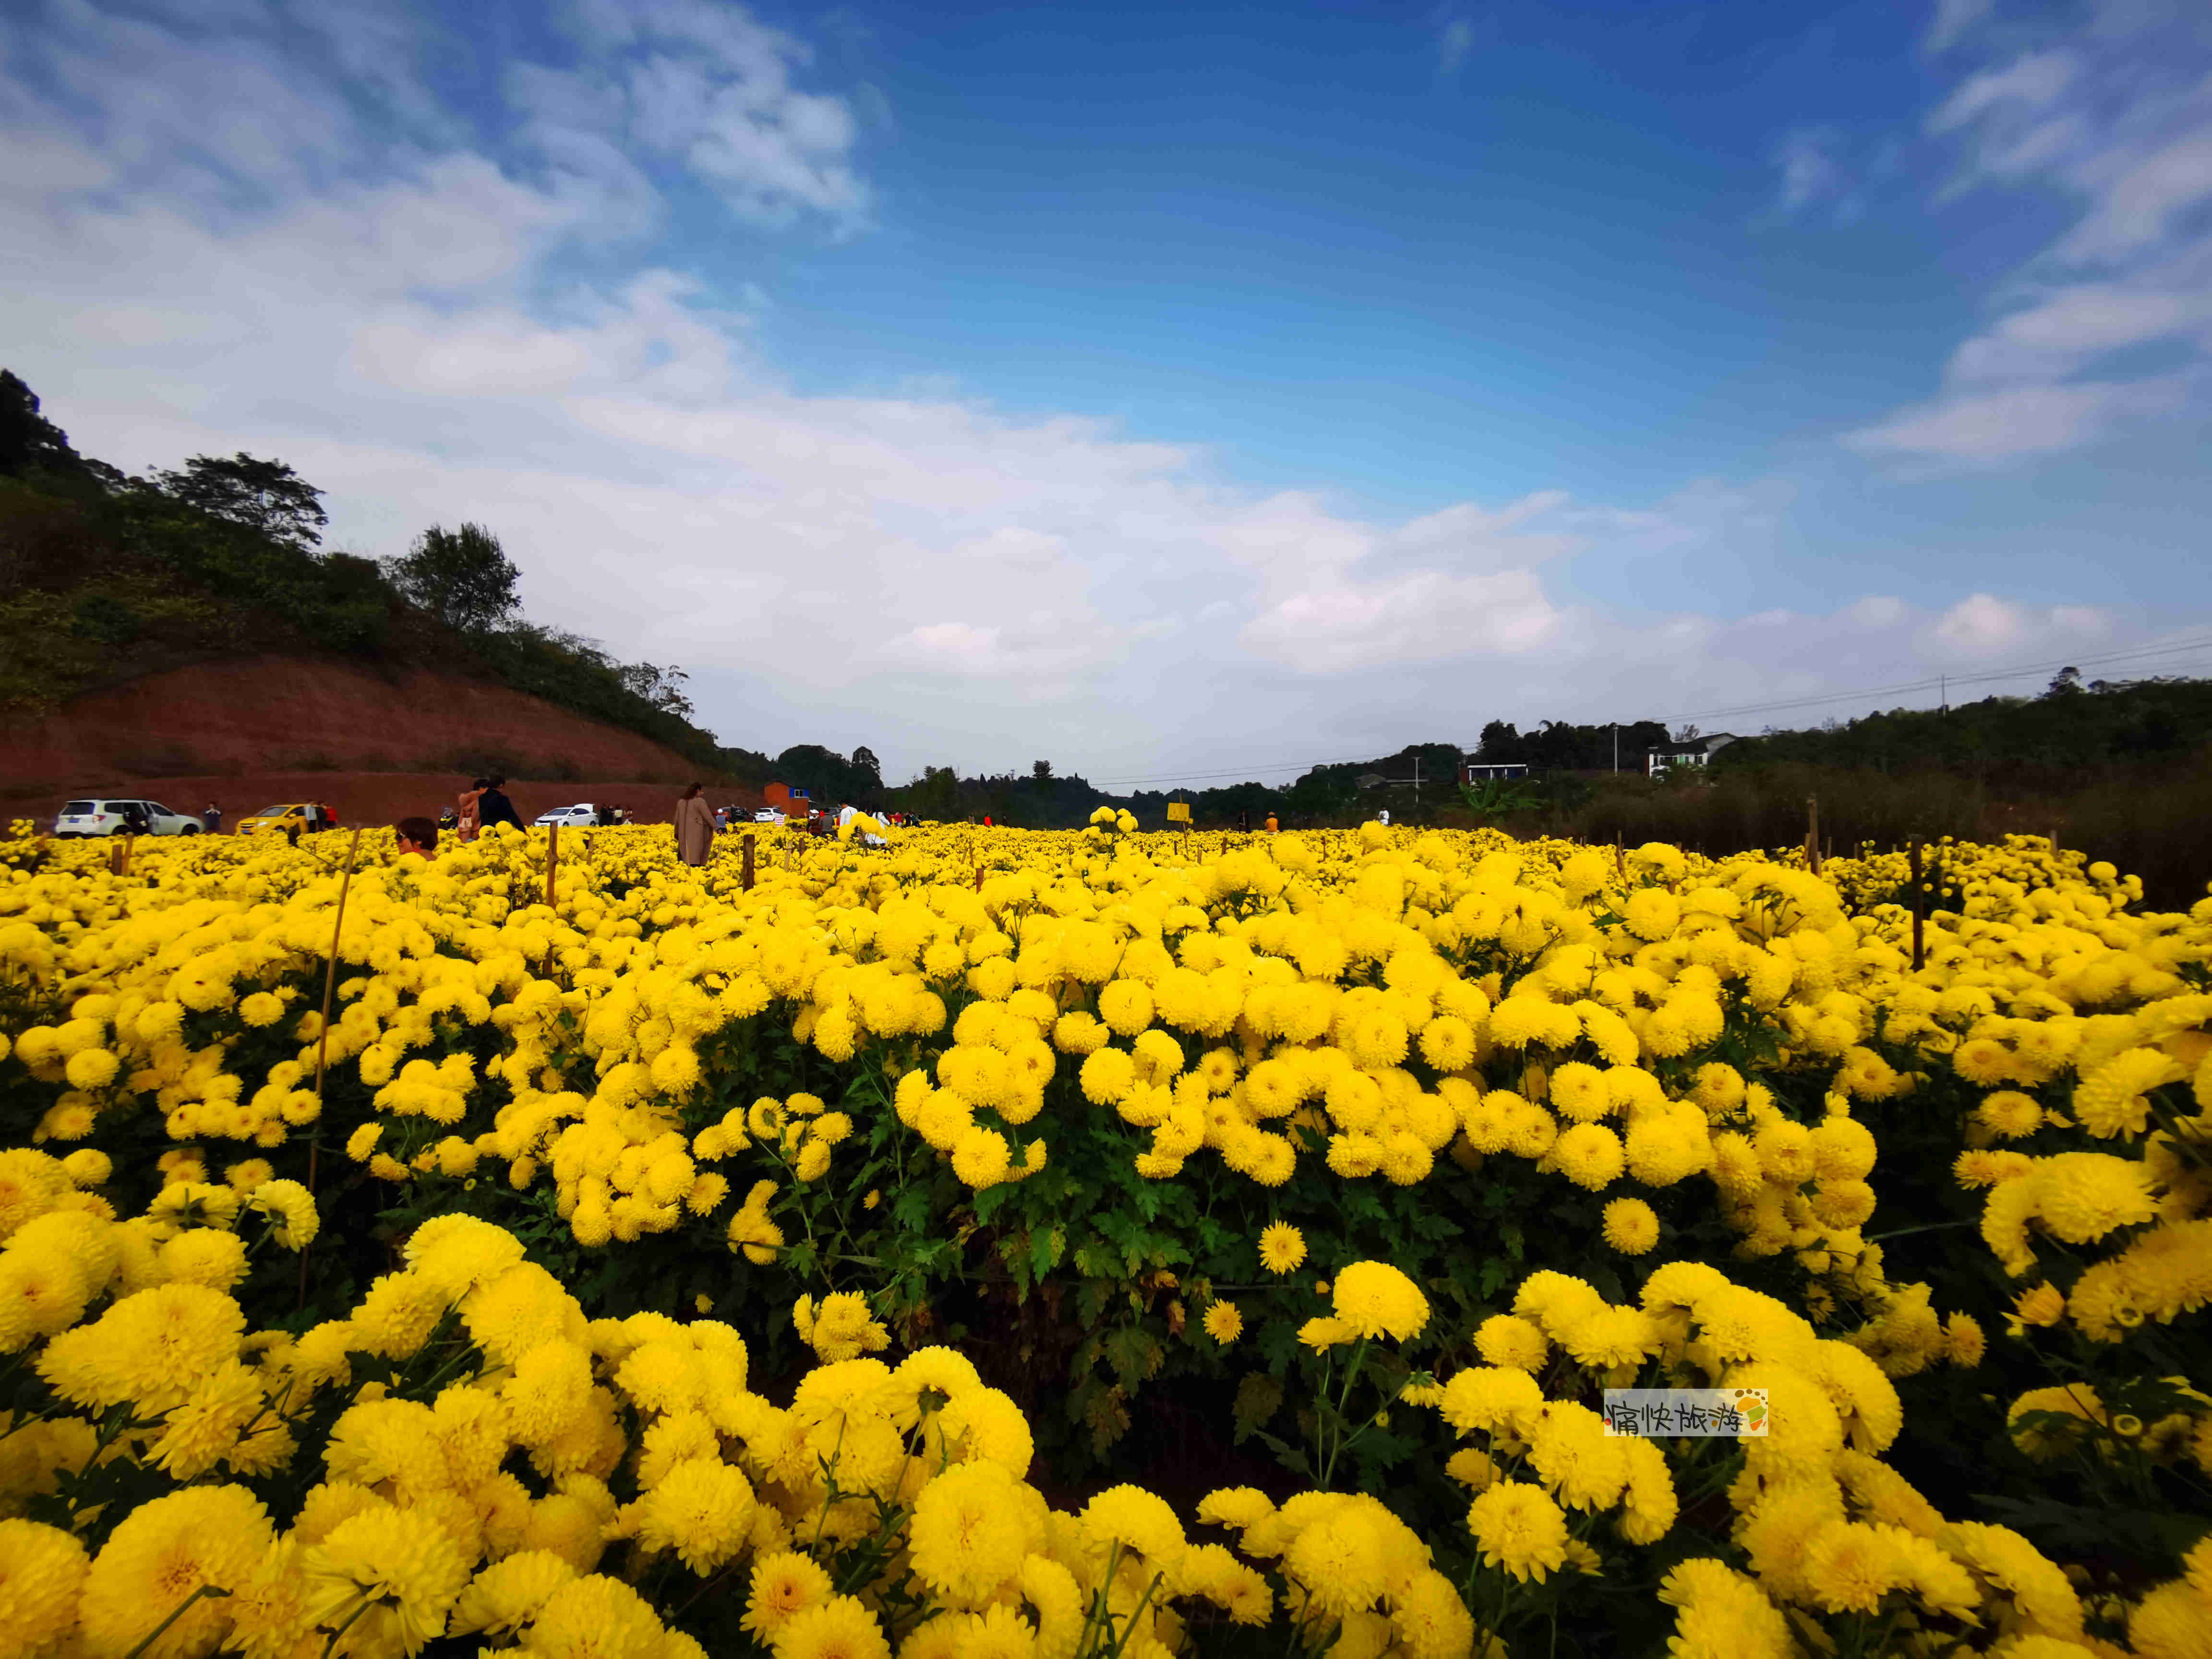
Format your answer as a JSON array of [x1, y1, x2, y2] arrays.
[[477, 776, 521, 832], [203, 803, 222, 833]]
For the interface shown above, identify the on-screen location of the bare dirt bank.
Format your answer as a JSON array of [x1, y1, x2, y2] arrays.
[[0, 654, 709, 787]]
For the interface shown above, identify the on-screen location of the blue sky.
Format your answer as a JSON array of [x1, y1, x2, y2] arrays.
[[4, 0, 2210, 781]]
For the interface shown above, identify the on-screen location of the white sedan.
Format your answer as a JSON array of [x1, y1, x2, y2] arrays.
[[54, 798, 202, 837], [534, 804, 602, 828], [752, 808, 784, 824]]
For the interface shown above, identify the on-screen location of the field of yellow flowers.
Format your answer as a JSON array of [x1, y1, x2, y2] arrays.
[[0, 811, 2206, 1659]]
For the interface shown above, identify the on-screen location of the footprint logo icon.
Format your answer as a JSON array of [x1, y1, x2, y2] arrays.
[[1733, 1391, 1769, 1435]]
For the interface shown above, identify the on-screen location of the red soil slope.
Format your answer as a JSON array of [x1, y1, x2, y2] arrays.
[[0, 654, 709, 785], [0, 655, 765, 830]]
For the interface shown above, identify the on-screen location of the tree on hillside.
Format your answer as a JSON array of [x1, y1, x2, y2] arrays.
[[615, 662, 695, 721], [906, 765, 960, 821], [2047, 666, 2083, 697], [384, 522, 521, 633], [779, 744, 877, 806], [153, 453, 327, 550], [0, 371, 83, 477], [852, 747, 882, 790], [1032, 759, 1053, 781]]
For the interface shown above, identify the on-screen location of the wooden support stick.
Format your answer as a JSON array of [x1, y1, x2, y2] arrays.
[[1806, 796, 1820, 874], [1909, 837, 1925, 972], [545, 822, 559, 909], [313, 829, 366, 1109], [302, 826, 364, 1308], [742, 832, 756, 891]]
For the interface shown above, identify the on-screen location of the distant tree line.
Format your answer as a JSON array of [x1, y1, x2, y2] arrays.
[[1715, 673, 2212, 779]]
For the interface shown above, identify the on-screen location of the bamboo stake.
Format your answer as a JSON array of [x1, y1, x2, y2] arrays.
[[301, 827, 364, 1309], [1806, 796, 1820, 874], [540, 825, 562, 981], [312, 828, 365, 1113], [1909, 837, 1925, 972], [742, 832, 756, 891]]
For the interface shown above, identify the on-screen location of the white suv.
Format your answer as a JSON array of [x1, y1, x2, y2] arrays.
[[534, 804, 602, 828], [55, 799, 201, 837]]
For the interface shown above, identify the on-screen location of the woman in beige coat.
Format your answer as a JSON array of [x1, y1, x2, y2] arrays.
[[673, 783, 716, 866]]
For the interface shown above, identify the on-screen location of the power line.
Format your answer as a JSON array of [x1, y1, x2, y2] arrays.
[[1665, 634, 2212, 726]]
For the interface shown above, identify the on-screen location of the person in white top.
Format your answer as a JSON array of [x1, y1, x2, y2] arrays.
[[1377, 809, 1391, 827], [837, 802, 888, 848]]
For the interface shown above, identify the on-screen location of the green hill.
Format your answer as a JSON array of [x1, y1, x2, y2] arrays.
[[0, 370, 771, 783]]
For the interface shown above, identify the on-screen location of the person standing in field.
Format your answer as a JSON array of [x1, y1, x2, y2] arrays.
[[457, 779, 486, 843], [674, 783, 715, 866], [477, 776, 521, 833], [203, 802, 221, 833], [1265, 812, 1278, 833]]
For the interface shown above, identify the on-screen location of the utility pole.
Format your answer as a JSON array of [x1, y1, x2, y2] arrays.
[[1939, 674, 1947, 714], [1612, 724, 1618, 772], [1413, 755, 1421, 810]]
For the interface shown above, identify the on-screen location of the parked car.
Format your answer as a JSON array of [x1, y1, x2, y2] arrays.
[[53, 798, 200, 837], [236, 803, 338, 837], [752, 808, 783, 824], [534, 804, 601, 828]]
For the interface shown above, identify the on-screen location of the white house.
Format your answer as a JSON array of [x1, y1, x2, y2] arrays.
[[1464, 761, 1530, 782], [1645, 733, 1738, 778]]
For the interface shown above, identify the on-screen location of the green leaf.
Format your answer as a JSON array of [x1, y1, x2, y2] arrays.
[[1101, 1322, 1164, 1387], [1031, 1225, 1065, 1279], [1233, 1371, 1284, 1440]]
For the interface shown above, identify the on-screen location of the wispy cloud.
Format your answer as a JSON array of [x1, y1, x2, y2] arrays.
[[1770, 125, 1860, 220], [1437, 16, 1476, 75], [1849, 0, 2212, 463], [1923, 0, 1992, 57]]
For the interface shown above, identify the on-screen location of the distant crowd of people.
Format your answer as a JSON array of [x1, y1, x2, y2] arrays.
[[139, 776, 923, 868], [117, 784, 1336, 857]]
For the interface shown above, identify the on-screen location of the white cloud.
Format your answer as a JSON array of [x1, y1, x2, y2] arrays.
[[1925, 50, 2076, 136], [1929, 592, 2114, 659], [1847, 377, 2187, 459], [1851, 4, 2212, 461], [532, 0, 870, 231]]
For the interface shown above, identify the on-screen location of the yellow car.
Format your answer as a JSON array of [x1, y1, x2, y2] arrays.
[[236, 802, 339, 836]]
